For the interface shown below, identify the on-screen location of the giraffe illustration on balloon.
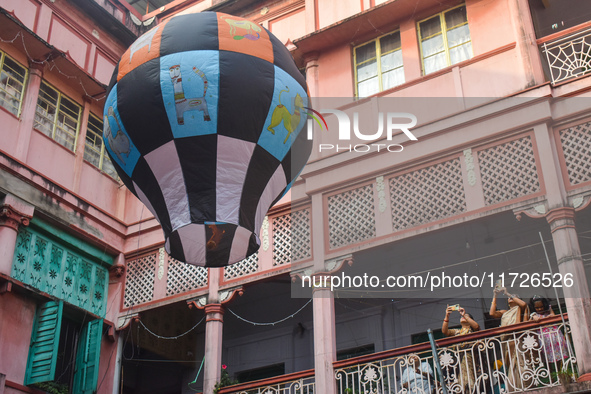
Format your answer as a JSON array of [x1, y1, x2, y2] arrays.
[[169, 65, 211, 124]]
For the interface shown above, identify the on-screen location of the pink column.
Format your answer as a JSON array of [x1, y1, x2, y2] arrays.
[[313, 285, 337, 394], [72, 98, 92, 194], [0, 195, 34, 276], [304, 0, 317, 33], [304, 52, 319, 98], [106, 254, 126, 323], [546, 208, 591, 378], [203, 303, 224, 394], [507, 0, 545, 87], [14, 63, 44, 162]]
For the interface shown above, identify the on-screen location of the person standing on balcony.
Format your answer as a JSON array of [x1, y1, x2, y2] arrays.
[[489, 287, 530, 389], [529, 295, 569, 370], [401, 354, 435, 393], [442, 305, 480, 393]]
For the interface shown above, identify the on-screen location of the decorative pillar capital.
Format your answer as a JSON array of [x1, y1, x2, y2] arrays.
[[204, 303, 225, 323], [546, 207, 576, 233], [0, 204, 32, 231], [187, 287, 243, 310], [28, 61, 45, 75], [304, 52, 319, 68]]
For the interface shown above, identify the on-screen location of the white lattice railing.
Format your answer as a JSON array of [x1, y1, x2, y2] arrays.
[[558, 120, 591, 186], [124, 249, 208, 308], [328, 184, 376, 249], [478, 136, 540, 206], [123, 251, 157, 308], [335, 317, 576, 394], [166, 254, 208, 296], [272, 209, 312, 265], [541, 27, 591, 85], [389, 158, 466, 232], [224, 252, 259, 280], [218, 371, 315, 394]]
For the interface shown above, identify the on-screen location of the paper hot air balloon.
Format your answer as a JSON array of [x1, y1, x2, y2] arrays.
[[103, 11, 311, 267]]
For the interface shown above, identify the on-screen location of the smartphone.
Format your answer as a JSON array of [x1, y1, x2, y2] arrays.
[[449, 304, 460, 311], [495, 279, 503, 289]]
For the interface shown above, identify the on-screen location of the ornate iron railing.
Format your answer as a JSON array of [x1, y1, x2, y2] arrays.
[[217, 370, 315, 394], [334, 316, 576, 394], [541, 27, 591, 85]]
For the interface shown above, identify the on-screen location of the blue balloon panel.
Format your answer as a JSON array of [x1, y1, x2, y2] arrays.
[[258, 66, 308, 161], [103, 86, 141, 177], [160, 51, 220, 138]]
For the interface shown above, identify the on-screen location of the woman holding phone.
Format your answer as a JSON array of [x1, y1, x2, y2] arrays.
[[442, 305, 480, 392]]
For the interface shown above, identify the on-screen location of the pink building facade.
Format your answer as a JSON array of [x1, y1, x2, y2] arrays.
[[0, 0, 591, 393]]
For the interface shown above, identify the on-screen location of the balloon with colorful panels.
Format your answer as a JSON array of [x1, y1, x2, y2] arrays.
[[103, 11, 311, 267]]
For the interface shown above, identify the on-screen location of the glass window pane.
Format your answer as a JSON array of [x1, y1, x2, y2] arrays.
[[380, 32, 401, 53], [447, 25, 471, 48], [84, 145, 101, 167], [449, 42, 473, 65], [102, 156, 119, 180], [3, 57, 26, 84], [54, 126, 75, 151], [381, 50, 403, 72], [35, 84, 57, 136], [85, 114, 104, 168], [87, 114, 103, 137], [355, 42, 376, 64], [60, 96, 81, 120], [39, 82, 59, 104], [445, 6, 467, 29], [358, 77, 379, 97], [382, 68, 405, 90], [424, 52, 447, 74], [422, 35, 444, 57], [357, 59, 378, 82], [420, 16, 442, 39]]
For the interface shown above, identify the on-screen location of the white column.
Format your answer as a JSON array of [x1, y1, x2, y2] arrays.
[[203, 303, 224, 394], [14, 63, 44, 162], [546, 208, 591, 378], [313, 286, 337, 394]]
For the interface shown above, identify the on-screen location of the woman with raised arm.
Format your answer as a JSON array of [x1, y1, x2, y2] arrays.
[[442, 305, 480, 393], [489, 287, 530, 390]]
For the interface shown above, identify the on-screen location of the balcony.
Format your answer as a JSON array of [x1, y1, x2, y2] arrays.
[[541, 27, 591, 85], [217, 316, 584, 394]]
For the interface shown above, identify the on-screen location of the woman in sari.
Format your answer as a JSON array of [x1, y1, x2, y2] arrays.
[[442, 306, 480, 393], [489, 288, 530, 390]]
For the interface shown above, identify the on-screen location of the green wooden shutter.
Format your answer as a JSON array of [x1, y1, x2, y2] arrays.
[[25, 300, 63, 385], [73, 318, 103, 394]]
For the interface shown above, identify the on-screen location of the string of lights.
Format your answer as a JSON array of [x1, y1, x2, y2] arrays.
[[0, 30, 107, 102], [227, 299, 312, 326], [138, 315, 206, 340]]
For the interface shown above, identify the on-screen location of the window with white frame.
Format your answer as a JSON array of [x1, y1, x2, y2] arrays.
[[34, 81, 81, 152], [84, 113, 119, 179], [0, 50, 27, 116], [354, 31, 404, 97], [418, 4, 472, 75]]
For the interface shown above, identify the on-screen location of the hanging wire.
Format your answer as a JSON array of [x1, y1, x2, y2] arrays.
[[227, 299, 312, 326], [138, 315, 205, 339], [0, 30, 106, 102]]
